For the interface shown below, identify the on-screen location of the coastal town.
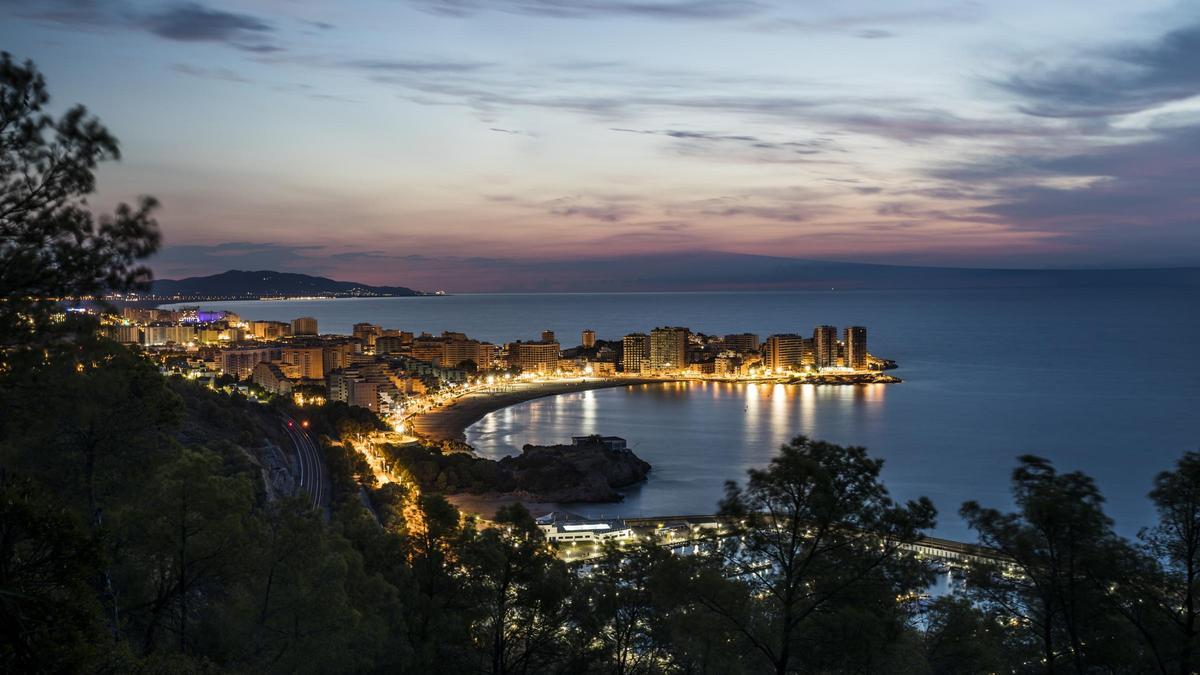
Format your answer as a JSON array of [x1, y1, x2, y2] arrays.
[[99, 307, 898, 440]]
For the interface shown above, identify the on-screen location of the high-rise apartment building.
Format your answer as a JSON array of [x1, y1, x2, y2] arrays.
[[764, 334, 805, 372], [843, 326, 867, 370], [508, 341, 561, 374], [291, 316, 318, 336], [649, 327, 689, 372], [443, 340, 497, 370], [281, 346, 325, 380], [813, 325, 838, 369], [540, 329, 556, 343], [621, 333, 649, 373], [722, 333, 761, 353], [217, 346, 282, 379], [581, 329, 596, 349], [410, 334, 446, 363]]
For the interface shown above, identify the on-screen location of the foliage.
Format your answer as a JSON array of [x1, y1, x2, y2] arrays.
[[0, 52, 159, 362]]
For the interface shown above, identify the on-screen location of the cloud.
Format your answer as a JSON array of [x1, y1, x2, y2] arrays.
[[409, 0, 765, 21], [545, 196, 639, 222], [1001, 20, 1200, 117], [341, 58, 494, 73], [139, 3, 271, 41], [760, 3, 985, 37], [171, 63, 252, 83], [924, 120, 1200, 262], [3, 0, 281, 52], [611, 127, 838, 163]]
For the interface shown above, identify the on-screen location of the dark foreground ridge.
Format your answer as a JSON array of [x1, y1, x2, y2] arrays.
[[146, 269, 427, 300]]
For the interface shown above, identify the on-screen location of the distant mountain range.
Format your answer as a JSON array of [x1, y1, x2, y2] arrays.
[[148, 270, 425, 299]]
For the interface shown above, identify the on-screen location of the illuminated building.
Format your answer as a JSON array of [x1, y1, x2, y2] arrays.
[[327, 364, 402, 414], [252, 361, 294, 395], [541, 329, 556, 343], [581, 329, 596, 349], [281, 346, 325, 380], [508, 340, 561, 373], [844, 326, 867, 370], [322, 342, 360, 374], [142, 323, 197, 346], [375, 332, 412, 355], [813, 325, 838, 369], [649, 327, 689, 372], [411, 334, 445, 363], [443, 339, 497, 370], [217, 346, 281, 379], [722, 333, 760, 353], [249, 320, 291, 339], [764, 334, 805, 371], [589, 361, 617, 376], [291, 316, 318, 336], [621, 333, 649, 373], [110, 324, 142, 344], [352, 322, 383, 346]]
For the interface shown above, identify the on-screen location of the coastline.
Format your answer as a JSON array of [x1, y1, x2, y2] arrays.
[[409, 377, 663, 443]]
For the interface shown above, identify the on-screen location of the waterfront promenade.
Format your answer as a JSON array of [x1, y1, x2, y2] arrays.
[[409, 376, 661, 442]]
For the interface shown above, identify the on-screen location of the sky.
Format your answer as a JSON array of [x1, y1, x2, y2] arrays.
[[2, 0, 1198, 290]]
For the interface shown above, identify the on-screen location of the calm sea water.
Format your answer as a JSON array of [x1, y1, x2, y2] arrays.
[[177, 290, 1200, 539]]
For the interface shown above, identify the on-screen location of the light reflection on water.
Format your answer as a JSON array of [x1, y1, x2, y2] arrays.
[[468, 381, 892, 524]]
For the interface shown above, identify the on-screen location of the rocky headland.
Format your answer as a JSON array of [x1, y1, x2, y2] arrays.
[[384, 437, 651, 503]]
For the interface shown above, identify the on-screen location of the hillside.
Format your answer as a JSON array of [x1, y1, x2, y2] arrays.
[[149, 270, 425, 299]]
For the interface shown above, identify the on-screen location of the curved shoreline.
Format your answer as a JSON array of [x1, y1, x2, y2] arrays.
[[409, 377, 664, 443]]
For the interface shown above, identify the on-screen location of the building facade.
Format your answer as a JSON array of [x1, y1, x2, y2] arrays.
[[621, 333, 649, 373], [291, 316, 318, 336], [813, 325, 838, 369], [508, 341, 561, 374], [764, 334, 805, 372], [649, 327, 689, 372], [843, 326, 867, 370], [722, 333, 761, 353]]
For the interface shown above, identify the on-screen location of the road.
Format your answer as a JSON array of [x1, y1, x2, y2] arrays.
[[283, 418, 327, 511]]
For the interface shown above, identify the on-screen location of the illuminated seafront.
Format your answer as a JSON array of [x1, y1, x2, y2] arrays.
[[408, 371, 898, 444]]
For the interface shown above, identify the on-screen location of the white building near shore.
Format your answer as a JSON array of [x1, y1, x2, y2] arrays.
[[536, 513, 634, 545]]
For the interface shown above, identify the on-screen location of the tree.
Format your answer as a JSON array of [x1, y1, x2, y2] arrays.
[[0, 474, 127, 672], [574, 540, 686, 674], [961, 455, 1137, 673], [463, 503, 574, 674], [1132, 451, 1200, 674], [0, 52, 159, 360], [0, 338, 181, 522], [115, 448, 254, 656], [921, 596, 1017, 674], [696, 436, 937, 675]]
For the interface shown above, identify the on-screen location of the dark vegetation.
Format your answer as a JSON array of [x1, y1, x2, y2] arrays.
[[4, 53, 1200, 673], [381, 439, 651, 501]]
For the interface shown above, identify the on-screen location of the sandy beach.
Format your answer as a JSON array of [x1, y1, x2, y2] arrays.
[[409, 377, 662, 443]]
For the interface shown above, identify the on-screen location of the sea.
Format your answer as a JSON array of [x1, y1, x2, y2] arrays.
[[173, 289, 1200, 540]]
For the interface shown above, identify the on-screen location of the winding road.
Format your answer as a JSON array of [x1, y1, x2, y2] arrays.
[[283, 418, 328, 511]]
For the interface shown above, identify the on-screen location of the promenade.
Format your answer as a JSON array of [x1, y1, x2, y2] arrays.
[[409, 376, 662, 442]]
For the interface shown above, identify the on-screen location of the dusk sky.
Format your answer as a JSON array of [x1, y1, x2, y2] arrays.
[[2, 0, 1198, 290]]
